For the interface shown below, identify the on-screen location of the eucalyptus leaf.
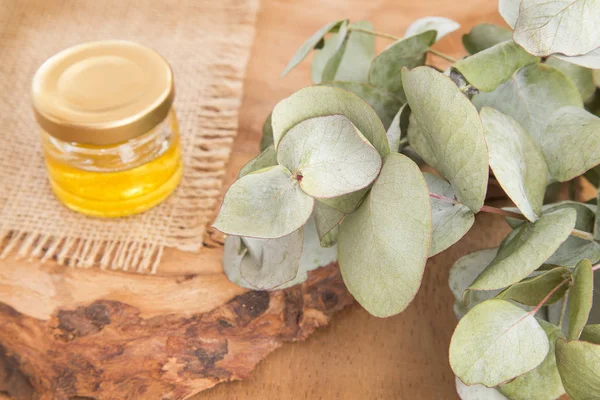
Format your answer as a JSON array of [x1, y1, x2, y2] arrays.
[[239, 228, 304, 289], [318, 188, 369, 214], [368, 31, 437, 97], [338, 153, 431, 317], [555, 47, 600, 69], [496, 267, 571, 306], [453, 41, 540, 92], [595, 69, 600, 87], [513, 0, 600, 57], [322, 21, 376, 83], [555, 339, 600, 399], [449, 248, 501, 319], [403, 66, 489, 212], [312, 31, 342, 84], [568, 259, 594, 340], [386, 104, 411, 153], [314, 200, 344, 244], [545, 57, 596, 102], [505, 201, 597, 232], [320, 225, 339, 248], [404, 16, 460, 41], [223, 217, 337, 290], [271, 85, 390, 157], [455, 377, 508, 400], [386, 106, 402, 153], [281, 19, 346, 77], [449, 299, 550, 387], [469, 208, 577, 291], [277, 114, 382, 198], [238, 145, 277, 178], [472, 63, 583, 145], [581, 325, 600, 343], [424, 173, 475, 257], [498, 320, 566, 400], [542, 106, 600, 182], [213, 165, 314, 239], [462, 24, 513, 55], [480, 107, 547, 221], [260, 112, 274, 151], [499, 0, 521, 28], [324, 81, 403, 129]]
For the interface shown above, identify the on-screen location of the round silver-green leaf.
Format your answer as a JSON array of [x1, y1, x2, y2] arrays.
[[453, 41, 540, 92], [472, 63, 583, 146], [456, 378, 507, 400], [425, 173, 475, 257], [213, 165, 314, 239], [277, 115, 382, 199], [498, 320, 566, 400], [338, 153, 432, 317], [314, 200, 344, 245], [450, 299, 550, 387], [324, 81, 403, 129], [513, 0, 600, 57], [469, 208, 577, 291], [555, 339, 600, 399], [481, 107, 547, 221], [223, 217, 337, 290], [545, 57, 596, 102], [404, 16, 460, 41], [403, 66, 489, 212], [542, 106, 600, 182], [271, 85, 390, 157], [496, 267, 571, 306], [238, 145, 277, 178], [568, 259, 594, 340], [368, 31, 437, 97], [462, 23, 513, 55], [239, 228, 304, 290]]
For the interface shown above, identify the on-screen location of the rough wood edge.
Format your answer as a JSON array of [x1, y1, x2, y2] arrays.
[[0, 263, 352, 400]]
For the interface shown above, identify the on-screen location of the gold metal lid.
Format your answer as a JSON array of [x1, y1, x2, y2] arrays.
[[32, 40, 174, 145]]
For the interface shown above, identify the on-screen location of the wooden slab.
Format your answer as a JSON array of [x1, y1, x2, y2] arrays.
[[0, 0, 510, 399]]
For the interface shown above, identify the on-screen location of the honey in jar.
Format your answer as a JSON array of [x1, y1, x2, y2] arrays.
[[32, 40, 182, 218]]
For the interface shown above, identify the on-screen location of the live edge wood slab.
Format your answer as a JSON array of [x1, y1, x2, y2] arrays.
[[0, 0, 508, 399]]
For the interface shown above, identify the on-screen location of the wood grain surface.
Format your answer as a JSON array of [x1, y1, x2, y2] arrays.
[[0, 0, 515, 399]]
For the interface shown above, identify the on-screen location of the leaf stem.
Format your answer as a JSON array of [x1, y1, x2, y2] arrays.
[[398, 137, 409, 147], [479, 204, 524, 219], [429, 193, 598, 242], [557, 288, 569, 329], [347, 26, 400, 41], [593, 264, 600, 272], [427, 48, 458, 63]]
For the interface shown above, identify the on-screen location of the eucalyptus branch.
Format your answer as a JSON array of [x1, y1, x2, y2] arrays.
[[429, 193, 598, 242], [347, 26, 400, 41], [427, 48, 458, 63]]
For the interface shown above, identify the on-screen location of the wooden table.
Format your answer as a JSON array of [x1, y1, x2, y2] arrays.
[[0, 0, 512, 399]]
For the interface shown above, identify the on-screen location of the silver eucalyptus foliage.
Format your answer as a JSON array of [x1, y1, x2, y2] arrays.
[[215, 2, 600, 398]]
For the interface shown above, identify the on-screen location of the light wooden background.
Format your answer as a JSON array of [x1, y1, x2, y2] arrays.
[[193, 0, 508, 398]]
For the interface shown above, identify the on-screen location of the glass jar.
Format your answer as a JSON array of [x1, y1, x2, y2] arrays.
[[32, 40, 182, 218]]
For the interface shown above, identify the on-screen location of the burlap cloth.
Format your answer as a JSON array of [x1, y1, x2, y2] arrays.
[[0, 0, 259, 273]]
